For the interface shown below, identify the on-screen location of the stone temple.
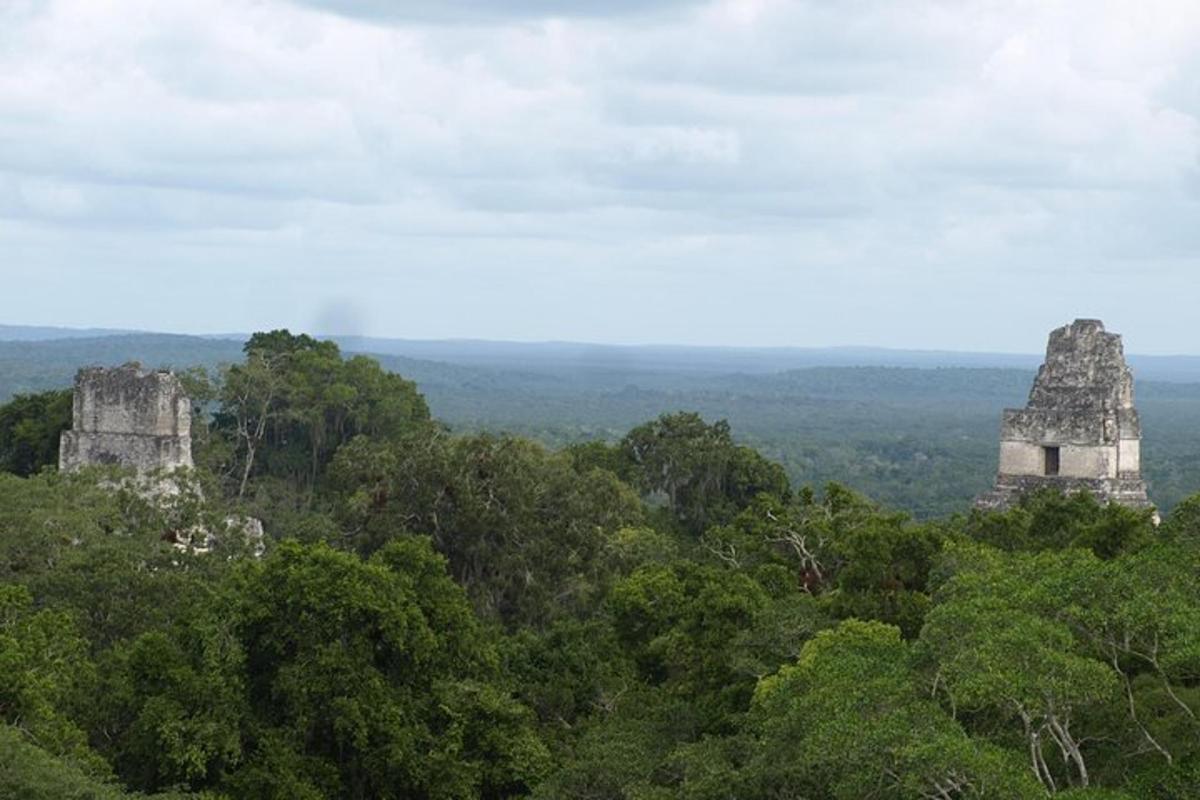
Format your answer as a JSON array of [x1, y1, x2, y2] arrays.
[[976, 319, 1153, 511], [59, 364, 193, 474]]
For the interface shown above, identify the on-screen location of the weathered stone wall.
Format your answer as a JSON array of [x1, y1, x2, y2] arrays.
[[1118, 439, 1141, 476], [977, 319, 1152, 511], [997, 441, 1118, 480], [59, 364, 193, 474], [72, 366, 191, 437]]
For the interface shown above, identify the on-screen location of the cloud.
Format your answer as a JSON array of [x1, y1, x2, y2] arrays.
[[1, 0, 1199, 350], [288, 0, 704, 24]]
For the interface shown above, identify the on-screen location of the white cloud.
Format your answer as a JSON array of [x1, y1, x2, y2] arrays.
[[0, 0, 1199, 350]]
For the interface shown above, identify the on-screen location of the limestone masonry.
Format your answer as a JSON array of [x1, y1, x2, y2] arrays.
[[976, 319, 1152, 511], [59, 364, 193, 473]]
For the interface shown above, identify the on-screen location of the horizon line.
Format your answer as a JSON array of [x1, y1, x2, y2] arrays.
[[6, 322, 1200, 360]]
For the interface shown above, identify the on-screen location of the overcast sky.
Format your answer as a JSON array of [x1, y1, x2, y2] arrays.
[[2, 0, 1199, 352]]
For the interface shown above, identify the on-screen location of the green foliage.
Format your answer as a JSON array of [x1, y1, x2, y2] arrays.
[[502, 618, 633, 737], [923, 541, 1200, 792], [1161, 492, 1200, 545], [331, 429, 644, 627], [0, 388, 72, 476], [6, 335, 1200, 798], [609, 561, 771, 729], [702, 486, 946, 636], [0, 724, 206, 800], [13, 331, 1200, 517], [1126, 756, 1200, 799], [822, 493, 945, 637], [620, 412, 789, 535], [89, 614, 247, 792], [530, 687, 685, 800], [967, 489, 1157, 558], [0, 469, 242, 652], [233, 538, 548, 799], [749, 620, 1043, 799], [0, 583, 98, 767], [217, 330, 430, 503]]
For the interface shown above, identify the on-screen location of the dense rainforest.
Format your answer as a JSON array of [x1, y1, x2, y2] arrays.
[[4, 332, 1200, 798]]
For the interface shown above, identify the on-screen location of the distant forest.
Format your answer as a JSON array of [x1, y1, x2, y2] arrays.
[[4, 330, 1200, 516]]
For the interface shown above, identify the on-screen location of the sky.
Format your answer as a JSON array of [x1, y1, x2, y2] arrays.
[[1, 0, 1199, 353]]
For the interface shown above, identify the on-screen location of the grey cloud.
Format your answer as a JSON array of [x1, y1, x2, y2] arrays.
[[0, 172, 305, 232], [4, 0, 1200, 351]]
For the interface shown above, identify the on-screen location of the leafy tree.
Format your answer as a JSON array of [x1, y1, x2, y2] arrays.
[[88, 613, 248, 793], [1058, 546, 1200, 775], [608, 561, 781, 731], [668, 733, 756, 800], [0, 724, 205, 800], [1126, 756, 1200, 799], [231, 538, 548, 799], [921, 544, 1173, 791], [827, 503, 944, 637], [564, 439, 629, 479], [331, 429, 644, 627], [0, 469, 245, 653], [1160, 493, 1200, 545], [0, 584, 99, 769], [928, 540, 1200, 784], [966, 489, 1156, 559], [220, 347, 291, 500], [749, 619, 1042, 799], [702, 485, 945, 636], [501, 618, 634, 738], [216, 330, 429, 504], [620, 412, 789, 536], [0, 389, 72, 476], [922, 594, 1116, 790], [6, 360, 1200, 799], [531, 686, 685, 800], [176, 366, 231, 478]]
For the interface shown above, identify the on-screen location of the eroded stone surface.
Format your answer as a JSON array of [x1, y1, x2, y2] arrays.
[[59, 364, 193, 474], [976, 319, 1153, 511]]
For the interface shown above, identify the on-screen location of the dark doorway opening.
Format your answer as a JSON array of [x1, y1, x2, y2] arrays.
[[1044, 446, 1060, 476]]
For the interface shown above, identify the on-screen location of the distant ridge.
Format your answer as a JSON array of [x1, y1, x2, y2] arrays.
[[325, 336, 1200, 383], [0, 334, 244, 400], [5, 326, 1200, 382], [0, 324, 140, 341]]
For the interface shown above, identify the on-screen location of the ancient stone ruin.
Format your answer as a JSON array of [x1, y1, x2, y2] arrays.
[[976, 319, 1153, 511], [59, 364, 193, 474], [57, 363, 263, 553]]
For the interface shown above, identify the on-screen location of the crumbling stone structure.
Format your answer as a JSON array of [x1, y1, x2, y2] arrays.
[[976, 319, 1153, 511], [59, 364, 193, 474]]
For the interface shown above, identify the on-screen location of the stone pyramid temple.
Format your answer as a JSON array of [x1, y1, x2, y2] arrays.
[[975, 319, 1153, 511]]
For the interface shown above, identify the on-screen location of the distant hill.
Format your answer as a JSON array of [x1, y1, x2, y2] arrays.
[[333, 337, 1200, 384], [0, 335, 244, 398], [6, 325, 1200, 381], [330, 336, 1046, 375], [10, 326, 1200, 382], [0, 324, 141, 341]]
